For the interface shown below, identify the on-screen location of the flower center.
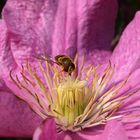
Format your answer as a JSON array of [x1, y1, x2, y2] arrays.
[[10, 57, 138, 132], [52, 77, 87, 128]]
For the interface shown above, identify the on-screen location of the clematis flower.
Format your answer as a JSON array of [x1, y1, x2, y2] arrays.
[[0, 0, 140, 140]]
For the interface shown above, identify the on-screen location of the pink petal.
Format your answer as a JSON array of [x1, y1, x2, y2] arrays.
[[33, 118, 57, 140], [77, 121, 128, 140], [0, 90, 42, 137], [57, 120, 128, 140], [3, 0, 54, 65], [81, 50, 111, 66], [109, 12, 140, 136], [51, 0, 118, 56], [0, 20, 42, 137], [0, 20, 17, 77], [0, 21, 42, 137], [100, 120, 128, 140], [123, 115, 140, 140], [116, 69, 140, 140], [57, 131, 101, 140], [118, 68, 140, 108], [111, 11, 140, 82]]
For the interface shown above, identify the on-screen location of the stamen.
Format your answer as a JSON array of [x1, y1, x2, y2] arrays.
[[9, 57, 140, 132]]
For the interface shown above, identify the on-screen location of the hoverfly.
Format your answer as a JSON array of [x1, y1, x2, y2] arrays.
[[35, 54, 75, 76]]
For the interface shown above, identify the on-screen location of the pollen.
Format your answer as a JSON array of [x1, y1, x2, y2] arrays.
[[10, 56, 138, 132]]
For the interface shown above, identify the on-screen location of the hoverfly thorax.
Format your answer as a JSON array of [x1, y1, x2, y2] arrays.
[[55, 55, 75, 75]]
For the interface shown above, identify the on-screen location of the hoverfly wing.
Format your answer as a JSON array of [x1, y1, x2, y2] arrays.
[[33, 54, 59, 65]]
